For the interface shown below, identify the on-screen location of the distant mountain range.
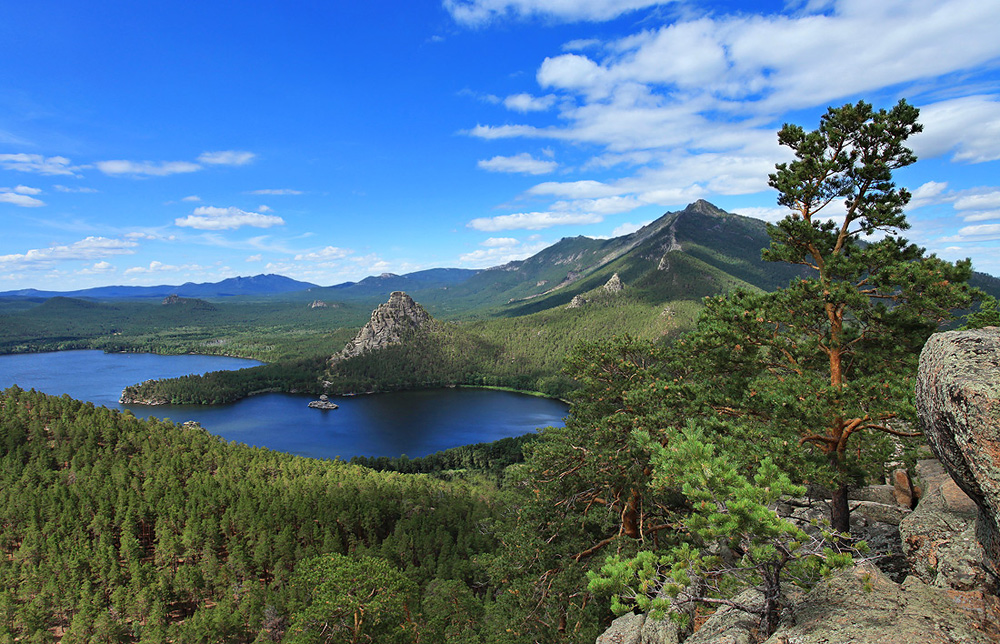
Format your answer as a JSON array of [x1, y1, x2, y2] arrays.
[[3, 201, 998, 312]]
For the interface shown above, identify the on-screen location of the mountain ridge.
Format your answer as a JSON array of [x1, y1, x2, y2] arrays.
[[4, 202, 998, 312]]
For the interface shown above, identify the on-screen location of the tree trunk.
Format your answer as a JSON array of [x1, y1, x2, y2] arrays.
[[830, 482, 850, 534]]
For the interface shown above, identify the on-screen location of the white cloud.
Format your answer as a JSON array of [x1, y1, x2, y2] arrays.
[[182, 195, 202, 202], [79, 261, 116, 275], [955, 223, 1000, 239], [463, 0, 1000, 237], [0, 153, 79, 176], [125, 261, 177, 275], [175, 206, 285, 231], [257, 205, 272, 212], [504, 93, 557, 112], [478, 153, 558, 175], [246, 254, 263, 262], [482, 237, 519, 247], [0, 190, 44, 207], [97, 159, 201, 177], [198, 150, 256, 166], [54, 185, 98, 193], [467, 124, 544, 139], [0, 236, 138, 269], [961, 211, 1000, 222], [444, 0, 677, 26], [247, 188, 304, 195], [459, 236, 550, 266], [908, 181, 949, 210], [954, 190, 1000, 211], [294, 246, 354, 262], [14, 185, 41, 195], [468, 210, 604, 231], [912, 95, 1000, 163]]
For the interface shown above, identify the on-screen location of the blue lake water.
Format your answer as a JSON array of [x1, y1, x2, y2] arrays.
[[0, 350, 567, 460]]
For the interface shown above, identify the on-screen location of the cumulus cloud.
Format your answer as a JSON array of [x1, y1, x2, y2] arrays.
[[182, 195, 202, 202], [954, 190, 1000, 211], [246, 254, 263, 262], [0, 153, 80, 176], [175, 206, 286, 231], [0, 236, 138, 269], [125, 261, 179, 275], [912, 95, 1000, 163], [468, 210, 604, 231], [504, 93, 557, 112], [97, 159, 202, 177], [462, 0, 1000, 238], [908, 181, 950, 210], [79, 261, 116, 275], [198, 150, 256, 166], [459, 235, 550, 267], [444, 0, 677, 26], [954, 223, 1000, 239], [478, 153, 558, 175], [247, 188, 304, 195], [294, 246, 354, 262]]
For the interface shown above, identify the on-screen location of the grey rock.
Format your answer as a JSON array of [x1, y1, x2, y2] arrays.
[[900, 458, 984, 589], [761, 564, 1000, 644], [849, 500, 911, 527], [916, 327, 1000, 579], [596, 613, 644, 644], [603, 272, 625, 293], [568, 295, 587, 308]]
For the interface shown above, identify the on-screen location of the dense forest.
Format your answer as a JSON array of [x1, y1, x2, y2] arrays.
[[0, 386, 510, 643]]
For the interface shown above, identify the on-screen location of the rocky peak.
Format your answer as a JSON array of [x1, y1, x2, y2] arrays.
[[334, 291, 433, 361], [685, 199, 727, 217], [603, 273, 624, 293]]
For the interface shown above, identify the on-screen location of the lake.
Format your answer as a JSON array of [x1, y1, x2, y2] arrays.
[[0, 350, 568, 460]]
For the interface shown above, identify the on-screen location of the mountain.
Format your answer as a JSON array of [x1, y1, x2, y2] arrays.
[[0, 274, 319, 301], [3, 202, 996, 314], [421, 200, 811, 316], [303, 268, 481, 303]]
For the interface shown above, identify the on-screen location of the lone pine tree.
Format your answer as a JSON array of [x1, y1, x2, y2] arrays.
[[686, 99, 975, 532]]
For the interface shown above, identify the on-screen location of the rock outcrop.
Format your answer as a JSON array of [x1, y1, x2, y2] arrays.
[[761, 564, 1000, 643], [333, 291, 432, 362], [603, 272, 624, 293], [915, 326, 1000, 580], [307, 394, 338, 410]]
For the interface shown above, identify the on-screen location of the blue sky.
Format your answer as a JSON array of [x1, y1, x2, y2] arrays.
[[3, 0, 1000, 291]]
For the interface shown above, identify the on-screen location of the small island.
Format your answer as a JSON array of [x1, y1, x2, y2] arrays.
[[307, 394, 338, 410]]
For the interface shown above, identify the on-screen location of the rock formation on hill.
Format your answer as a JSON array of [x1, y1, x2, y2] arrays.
[[603, 272, 624, 293], [333, 291, 432, 362]]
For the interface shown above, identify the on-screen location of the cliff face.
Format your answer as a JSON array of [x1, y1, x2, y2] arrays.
[[333, 291, 433, 361]]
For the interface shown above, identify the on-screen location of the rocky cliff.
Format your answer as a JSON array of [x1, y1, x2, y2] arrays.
[[333, 291, 433, 362]]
